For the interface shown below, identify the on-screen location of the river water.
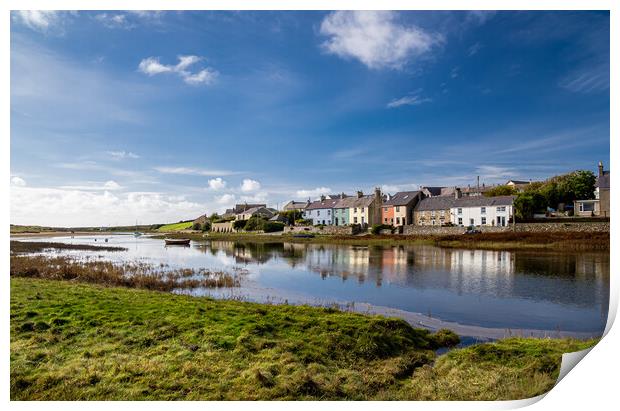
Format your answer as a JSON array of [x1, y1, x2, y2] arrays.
[[15, 234, 609, 338]]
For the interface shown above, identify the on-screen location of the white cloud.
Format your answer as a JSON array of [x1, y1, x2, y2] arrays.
[[468, 42, 483, 56], [319, 11, 442, 70], [107, 150, 140, 160], [208, 177, 227, 190], [59, 180, 123, 191], [295, 187, 331, 199], [94, 13, 134, 29], [138, 55, 218, 85], [450, 67, 459, 78], [155, 166, 239, 177], [240, 179, 261, 192], [387, 92, 432, 108], [12, 11, 62, 32], [11, 176, 26, 187], [10, 186, 206, 227], [216, 194, 236, 205]]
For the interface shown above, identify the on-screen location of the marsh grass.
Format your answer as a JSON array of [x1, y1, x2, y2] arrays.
[[10, 240, 127, 254], [10, 255, 239, 291], [10, 278, 598, 400]]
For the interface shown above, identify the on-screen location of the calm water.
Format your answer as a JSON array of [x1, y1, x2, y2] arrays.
[[16, 234, 609, 334]]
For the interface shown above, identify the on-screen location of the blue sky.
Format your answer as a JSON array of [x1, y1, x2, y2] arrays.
[[10, 10, 609, 226]]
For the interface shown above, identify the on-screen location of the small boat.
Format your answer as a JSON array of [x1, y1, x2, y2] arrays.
[[164, 238, 191, 246]]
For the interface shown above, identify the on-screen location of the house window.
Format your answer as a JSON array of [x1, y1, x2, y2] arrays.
[[361, 207, 364, 213], [481, 217, 487, 225], [457, 208, 462, 214], [580, 202, 594, 212], [496, 206, 506, 212], [395, 206, 400, 212], [384, 218, 388, 223], [396, 217, 400, 225], [458, 217, 463, 225], [327, 210, 331, 215], [353, 208, 357, 213], [384, 207, 388, 212], [354, 217, 358, 223], [317, 210, 320, 216], [481, 207, 486, 214]]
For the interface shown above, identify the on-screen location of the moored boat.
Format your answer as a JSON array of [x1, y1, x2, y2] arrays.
[[164, 238, 191, 246]]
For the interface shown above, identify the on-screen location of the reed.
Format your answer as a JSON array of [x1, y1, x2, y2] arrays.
[[10, 240, 127, 254], [10, 255, 239, 291]]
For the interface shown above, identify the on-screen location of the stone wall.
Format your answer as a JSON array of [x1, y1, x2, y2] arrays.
[[511, 222, 609, 232], [402, 225, 508, 235], [402, 221, 609, 235], [285, 225, 361, 235], [211, 221, 235, 233]]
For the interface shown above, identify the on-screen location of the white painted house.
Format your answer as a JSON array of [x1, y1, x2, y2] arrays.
[[451, 196, 516, 227], [303, 197, 340, 225]]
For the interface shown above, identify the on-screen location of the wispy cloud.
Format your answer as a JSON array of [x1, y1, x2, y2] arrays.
[[12, 11, 64, 33], [94, 13, 135, 30], [559, 65, 609, 93], [138, 55, 218, 85], [387, 91, 432, 108], [154, 166, 239, 177], [295, 187, 331, 199], [467, 42, 483, 56], [59, 180, 123, 191], [107, 150, 140, 160], [319, 11, 442, 70]]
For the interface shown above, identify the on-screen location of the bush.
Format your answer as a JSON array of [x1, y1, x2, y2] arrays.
[[244, 216, 268, 231], [371, 224, 394, 235], [202, 221, 212, 232], [233, 220, 247, 230], [484, 185, 517, 197], [295, 219, 313, 226], [192, 222, 202, 231], [263, 222, 285, 233]]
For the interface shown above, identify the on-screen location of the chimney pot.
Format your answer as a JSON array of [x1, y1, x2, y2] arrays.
[[599, 161, 604, 177], [357, 191, 363, 198]]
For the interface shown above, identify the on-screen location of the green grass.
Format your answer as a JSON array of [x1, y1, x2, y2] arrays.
[[156, 221, 194, 232], [10, 278, 597, 400]]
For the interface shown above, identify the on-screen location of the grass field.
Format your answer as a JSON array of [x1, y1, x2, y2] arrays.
[[10, 278, 596, 400], [156, 221, 194, 232]]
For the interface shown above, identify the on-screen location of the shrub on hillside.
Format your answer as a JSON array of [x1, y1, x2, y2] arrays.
[[263, 222, 285, 233]]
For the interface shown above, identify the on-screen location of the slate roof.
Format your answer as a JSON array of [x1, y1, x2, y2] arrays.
[[333, 195, 375, 209], [237, 206, 274, 217], [415, 195, 516, 211], [305, 198, 341, 210], [231, 203, 266, 213], [596, 171, 610, 190], [415, 196, 457, 211], [383, 191, 421, 206]]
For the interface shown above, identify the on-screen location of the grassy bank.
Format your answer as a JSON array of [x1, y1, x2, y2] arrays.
[[11, 278, 596, 400], [161, 230, 609, 251], [157, 222, 194, 232], [10, 240, 127, 254]]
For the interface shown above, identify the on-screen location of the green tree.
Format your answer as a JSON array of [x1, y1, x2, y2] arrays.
[[484, 185, 517, 197], [233, 220, 247, 230]]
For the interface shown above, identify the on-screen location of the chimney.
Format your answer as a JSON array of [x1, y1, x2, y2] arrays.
[[455, 188, 462, 199], [320, 195, 326, 201], [477, 176, 480, 191], [374, 187, 381, 199], [357, 190, 363, 198], [341, 192, 345, 199], [599, 161, 604, 177]]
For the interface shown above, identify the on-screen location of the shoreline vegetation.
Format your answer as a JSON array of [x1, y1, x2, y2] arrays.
[[160, 230, 610, 252], [10, 278, 597, 400], [10, 240, 128, 254], [10, 254, 241, 291]]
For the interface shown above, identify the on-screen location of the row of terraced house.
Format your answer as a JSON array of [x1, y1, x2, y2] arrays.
[[283, 185, 516, 229]]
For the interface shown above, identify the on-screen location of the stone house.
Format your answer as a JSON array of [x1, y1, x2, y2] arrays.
[[236, 206, 275, 221], [414, 196, 456, 226]]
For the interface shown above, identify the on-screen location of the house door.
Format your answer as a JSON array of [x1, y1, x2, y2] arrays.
[[470, 218, 474, 226], [335, 218, 339, 226], [361, 217, 365, 225], [497, 216, 505, 226]]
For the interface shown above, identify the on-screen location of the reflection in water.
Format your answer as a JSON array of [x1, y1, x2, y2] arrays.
[[19, 235, 609, 333]]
